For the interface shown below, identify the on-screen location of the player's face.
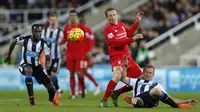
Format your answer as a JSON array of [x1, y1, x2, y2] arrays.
[[49, 16, 57, 26], [69, 12, 78, 24], [32, 28, 42, 40], [106, 10, 118, 25], [143, 67, 154, 81]]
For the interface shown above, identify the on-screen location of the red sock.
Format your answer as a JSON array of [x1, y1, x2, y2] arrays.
[[102, 80, 117, 101], [78, 75, 85, 89], [117, 85, 133, 94], [70, 76, 76, 95], [86, 73, 98, 87]]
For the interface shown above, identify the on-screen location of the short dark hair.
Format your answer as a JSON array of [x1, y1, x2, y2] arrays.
[[105, 7, 116, 17], [69, 9, 77, 14], [144, 64, 155, 73], [32, 24, 42, 31]]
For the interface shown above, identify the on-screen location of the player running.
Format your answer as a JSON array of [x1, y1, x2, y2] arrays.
[[78, 16, 100, 96], [4, 24, 61, 106], [121, 56, 197, 108], [41, 13, 64, 99], [100, 7, 144, 107], [59, 9, 86, 99]]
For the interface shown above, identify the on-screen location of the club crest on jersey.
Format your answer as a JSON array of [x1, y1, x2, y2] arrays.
[[108, 33, 113, 38]]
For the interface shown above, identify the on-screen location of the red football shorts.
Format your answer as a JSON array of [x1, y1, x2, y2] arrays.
[[66, 57, 82, 72], [110, 55, 142, 78]]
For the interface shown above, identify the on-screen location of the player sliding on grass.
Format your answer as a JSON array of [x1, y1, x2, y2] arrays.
[[120, 56, 197, 108], [4, 24, 61, 106]]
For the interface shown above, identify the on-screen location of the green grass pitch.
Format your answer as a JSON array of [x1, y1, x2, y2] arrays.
[[0, 90, 199, 112]]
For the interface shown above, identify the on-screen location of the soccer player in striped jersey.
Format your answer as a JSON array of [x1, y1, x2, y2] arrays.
[[119, 56, 197, 108], [41, 13, 64, 99], [4, 24, 61, 106]]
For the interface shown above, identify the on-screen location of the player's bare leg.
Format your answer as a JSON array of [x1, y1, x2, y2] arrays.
[[100, 66, 122, 107], [43, 83, 61, 106], [149, 87, 179, 108], [23, 65, 35, 105], [50, 71, 63, 99]]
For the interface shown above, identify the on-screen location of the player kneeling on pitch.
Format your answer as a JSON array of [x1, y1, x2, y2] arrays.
[[4, 24, 61, 106], [120, 56, 197, 108]]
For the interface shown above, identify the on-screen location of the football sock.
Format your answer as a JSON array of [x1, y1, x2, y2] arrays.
[[102, 80, 117, 101], [159, 91, 178, 108], [51, 76, 59, 90], [117, 85, 133, 94], [70, 76, 76, 95], [79, 75, 85, 90], [25, 74, 34, 97], [86, 73, 98, 87], [47, 86, 56, 100]]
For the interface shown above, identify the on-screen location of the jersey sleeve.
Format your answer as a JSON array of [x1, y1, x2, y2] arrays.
[[58, 31, 64, 42], [43, 43, 50, 56], [129, 78, 138, 87], [14, 36, 25, 46], [122, 21, 139, 37], [104, 27, 134, 48]]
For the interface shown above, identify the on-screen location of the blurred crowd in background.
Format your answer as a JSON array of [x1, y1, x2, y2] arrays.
[[0, 0, 199, 67]]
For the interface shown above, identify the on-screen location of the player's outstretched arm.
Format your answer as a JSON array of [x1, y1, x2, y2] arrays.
[[4, 40, 17, 64], [106, 33, 143, 48], [126, 11, 144, 36]]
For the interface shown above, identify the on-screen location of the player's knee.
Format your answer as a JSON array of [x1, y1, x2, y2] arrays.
[[24, 66, 33, 74], [150, 88, 162, 98], [112, 67, 122, 82]]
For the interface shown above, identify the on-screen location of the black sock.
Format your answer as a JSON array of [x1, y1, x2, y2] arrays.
[[159, 91, 178, 108], [47, 86, 56, 100], [25, 74, 34, 97], [51, 77, 59, 90]]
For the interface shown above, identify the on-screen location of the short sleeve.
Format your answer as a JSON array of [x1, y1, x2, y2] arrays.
[[43, 43, 50, 55], [129, 78, 138, 87], [14, 36, 25, 45], [58, 31, 64, 42]]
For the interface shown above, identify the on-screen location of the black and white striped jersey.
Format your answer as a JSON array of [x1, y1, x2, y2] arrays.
[[15, 35, 50, 66], [128, 78, 167, 97], [41, 27, 63, 59]]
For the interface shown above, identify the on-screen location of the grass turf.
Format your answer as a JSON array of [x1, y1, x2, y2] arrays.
[[0, 90, 199, 112]]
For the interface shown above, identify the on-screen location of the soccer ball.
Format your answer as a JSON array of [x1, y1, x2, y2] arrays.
[[69, 28, 84, 42]]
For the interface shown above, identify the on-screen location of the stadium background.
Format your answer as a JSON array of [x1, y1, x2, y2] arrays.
[[0, 0, 200, 111]]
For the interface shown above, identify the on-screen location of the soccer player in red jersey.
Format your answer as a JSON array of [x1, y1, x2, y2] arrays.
[[99, 7, 144, 107], [78, 16, 100, 96], [59, 9, 86, 99]]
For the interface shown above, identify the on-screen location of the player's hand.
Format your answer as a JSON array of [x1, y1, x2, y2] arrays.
[[133, 34, 143, 40], [4, 55, 11, 64], [122, 55, 128, 68], [189, 99, 197, 106], [136, 11, 144, 22]]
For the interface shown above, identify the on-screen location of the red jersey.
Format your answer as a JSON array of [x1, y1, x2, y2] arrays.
[[104, 21, 139, 58], [60, 23, 87, 59], [83, 26, 95, 55]]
